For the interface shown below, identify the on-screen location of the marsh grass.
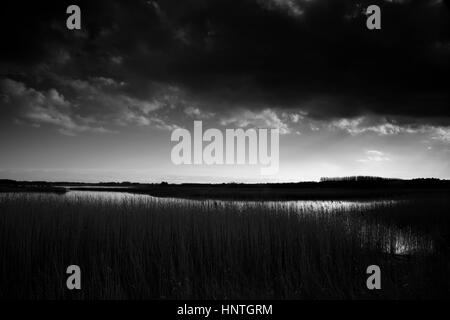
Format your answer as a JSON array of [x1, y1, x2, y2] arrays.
[[0, 193, 448, 299]]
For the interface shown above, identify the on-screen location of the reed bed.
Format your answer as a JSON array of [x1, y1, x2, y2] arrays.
[[0, 193, 448, 299]]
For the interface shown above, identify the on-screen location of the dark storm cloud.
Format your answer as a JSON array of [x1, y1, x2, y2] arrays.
[[1, 0, 449, 124]]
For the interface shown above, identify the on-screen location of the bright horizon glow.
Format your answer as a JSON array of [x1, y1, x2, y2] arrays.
[[1, 122, 449, 183]]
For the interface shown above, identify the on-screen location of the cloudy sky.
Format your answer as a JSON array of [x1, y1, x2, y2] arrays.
[[1, 0, 449, 183]]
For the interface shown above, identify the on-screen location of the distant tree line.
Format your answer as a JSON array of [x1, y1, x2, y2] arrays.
[[320, 176, 401, 182]]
